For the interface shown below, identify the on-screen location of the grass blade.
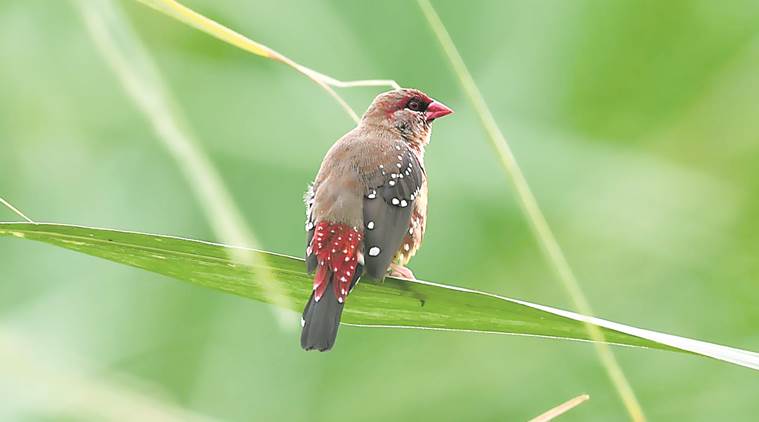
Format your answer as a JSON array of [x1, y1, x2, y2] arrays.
[[136, 0, 400, 123], [529, 394, 590, 422], [416, 1, 645, 419], [2, 222, 759, 371], [76, 0, 293, 325]]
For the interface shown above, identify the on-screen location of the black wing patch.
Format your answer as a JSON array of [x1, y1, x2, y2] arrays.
[[304, 184, 317, 273], [362, 145, 424, 279]]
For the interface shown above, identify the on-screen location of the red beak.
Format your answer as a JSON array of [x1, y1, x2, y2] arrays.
[[425, 100, 453, 121]]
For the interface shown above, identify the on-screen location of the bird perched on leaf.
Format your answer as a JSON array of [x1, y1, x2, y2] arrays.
[[301, 88, 453, 351]]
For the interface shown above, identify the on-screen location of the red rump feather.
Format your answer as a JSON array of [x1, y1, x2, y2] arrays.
[[310, 221, 363, 303]]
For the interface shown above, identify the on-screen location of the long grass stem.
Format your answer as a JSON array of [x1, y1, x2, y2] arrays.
[[416, 1, 645, 420], [77, 0, 293, 327], [529, 394, 590, 422]]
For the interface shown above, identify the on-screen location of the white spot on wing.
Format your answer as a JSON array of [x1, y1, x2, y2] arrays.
[[368, 246, 381, 256]]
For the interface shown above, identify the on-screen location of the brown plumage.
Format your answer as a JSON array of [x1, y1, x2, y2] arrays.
[[301, 88, 453, 351]]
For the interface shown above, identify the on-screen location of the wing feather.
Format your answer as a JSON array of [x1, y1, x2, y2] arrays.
[[361, 143, 424, 279]]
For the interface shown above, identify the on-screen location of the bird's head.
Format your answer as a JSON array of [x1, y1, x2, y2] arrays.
[[361, 88, 453, 146]]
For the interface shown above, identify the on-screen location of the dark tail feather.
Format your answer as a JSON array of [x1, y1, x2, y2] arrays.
[[301, 280, 344, 351]]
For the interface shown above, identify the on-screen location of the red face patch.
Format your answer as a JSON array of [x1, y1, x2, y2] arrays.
[[394, 92, 432, 111]]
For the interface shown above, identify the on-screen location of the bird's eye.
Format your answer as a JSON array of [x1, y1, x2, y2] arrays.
[[406, 99, 423, 111]]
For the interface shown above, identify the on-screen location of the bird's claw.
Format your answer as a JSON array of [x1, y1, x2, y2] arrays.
[[389, 263, 415, 280]]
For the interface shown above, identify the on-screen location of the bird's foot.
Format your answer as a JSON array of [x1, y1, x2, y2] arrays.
[[389, 264, 415, 280]]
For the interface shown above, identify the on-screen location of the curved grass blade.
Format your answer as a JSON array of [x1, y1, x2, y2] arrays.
[[136, 0, 400, 123], [2, 222, 759, 371]]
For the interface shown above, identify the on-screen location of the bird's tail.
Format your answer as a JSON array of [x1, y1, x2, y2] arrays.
[[301, 222, 363, 351], [301, 279, 343, 351]]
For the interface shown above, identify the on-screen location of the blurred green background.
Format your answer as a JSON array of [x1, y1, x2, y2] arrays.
[[2, 0, 759, 420]]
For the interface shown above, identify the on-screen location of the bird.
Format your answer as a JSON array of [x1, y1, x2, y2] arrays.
[[301, 88, 453, 351]]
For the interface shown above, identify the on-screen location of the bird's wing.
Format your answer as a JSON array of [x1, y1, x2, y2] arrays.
[[360, 142, 424, 279]]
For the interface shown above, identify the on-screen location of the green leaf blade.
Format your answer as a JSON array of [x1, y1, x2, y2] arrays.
[[3, 222, 758, 370]]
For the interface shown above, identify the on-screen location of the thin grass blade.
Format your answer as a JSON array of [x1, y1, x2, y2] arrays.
[[77, 0, 294, 326], [416, 1, 646, 419], [529, 394, 590, 422], [135, 0, 401, 123]]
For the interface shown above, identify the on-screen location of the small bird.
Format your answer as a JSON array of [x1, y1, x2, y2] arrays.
[[301, 88, 453, 351]]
